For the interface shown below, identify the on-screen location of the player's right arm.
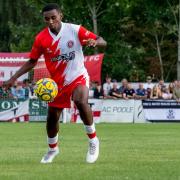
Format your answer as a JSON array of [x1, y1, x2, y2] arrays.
[[4, 35, 42, 88], [4, 59, 38, 88]]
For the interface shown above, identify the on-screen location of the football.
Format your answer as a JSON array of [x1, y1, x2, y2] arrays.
[[34, 78, 58, 102]]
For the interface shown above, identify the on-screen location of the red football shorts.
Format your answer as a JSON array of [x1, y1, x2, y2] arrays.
[[48, 75, 89, 108]]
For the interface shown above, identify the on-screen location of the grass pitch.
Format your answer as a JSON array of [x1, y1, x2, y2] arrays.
[[0, 123, 180, 180]]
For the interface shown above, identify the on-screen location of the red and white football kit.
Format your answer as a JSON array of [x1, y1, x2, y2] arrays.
[[30, 22, 97, 108]]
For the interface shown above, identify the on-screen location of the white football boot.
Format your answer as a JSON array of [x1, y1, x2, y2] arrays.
[[86, 138, 99, 163], [40, 148, 59, 164]]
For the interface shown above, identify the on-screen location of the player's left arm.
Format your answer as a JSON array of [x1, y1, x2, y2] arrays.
[[83, 36, 107, 48], [78, 26, 107, 48]]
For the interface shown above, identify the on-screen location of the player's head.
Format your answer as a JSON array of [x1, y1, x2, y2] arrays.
[[42, 3, 63, 32]]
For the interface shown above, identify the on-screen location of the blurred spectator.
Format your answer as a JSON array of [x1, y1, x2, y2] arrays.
[[0, 84, 12, 98], [23, 79, 31, 99], [135, 83, 147, 100], [103, 76, 113, 98], [144, 76, 154, 90], [146, 88, 151, 99], [89, 81, 95, 98], [119, 78, 128, 94], [123, 83, 135, 100], [173, 80, 180, 102], [109, 82, 122, 99], [161, 86, 172, 100], [168, 82, 175, 94], [157, 79, 165, 90], [30, 81, 37, 98], [150, 85, 161, 99], [144, 76, 153, 98], [93, 82, 103, 99], [11, 81, 26, 100], [175, 80, 178, 86]]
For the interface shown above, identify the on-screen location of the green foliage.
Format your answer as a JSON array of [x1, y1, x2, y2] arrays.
[[9, 23, 39, 52], [0, 0, 179, 81]]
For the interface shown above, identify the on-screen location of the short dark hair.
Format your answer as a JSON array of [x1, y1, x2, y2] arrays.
[[42, 3, 61, 13]]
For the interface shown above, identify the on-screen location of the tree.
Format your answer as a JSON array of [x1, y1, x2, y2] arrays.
[[167, 0, 180, 80], [0, 0, 178, 82], [126, 0, 177, 81]]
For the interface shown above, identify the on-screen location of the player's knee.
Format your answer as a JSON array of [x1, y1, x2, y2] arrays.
[[74, 99, 87, 109]]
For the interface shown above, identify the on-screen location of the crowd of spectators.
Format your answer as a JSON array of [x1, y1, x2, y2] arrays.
[[0, 79, 36, 100], [90, 76, 180, 102], [0, 76, 180, 102]]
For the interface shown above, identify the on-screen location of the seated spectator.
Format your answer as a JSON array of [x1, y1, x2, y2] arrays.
[[146, 88, 151, 99], [161, 86, 172, 100], [123, 83, 135, 100], [144, 76, 154, 90], [30, 81, 37, 98], [157, 79, 165, 90], [93, 82, 103, 99], [144, 76, 154, 98], [11, 81, 26, 100], [103, 76, 113, 98], [135, 83, 147, 100], [88, 81, 95, 98], [174, 80, 178, 87], [0, 85, 3, 97], [109, 82, 122, 99], [23, 79, 31, 99], [119, 78, 128, 94], [150, 85, 161, 99], [0, 84, 12, 98], [168, 82, 175, 94], [173, 80, 180, 102]]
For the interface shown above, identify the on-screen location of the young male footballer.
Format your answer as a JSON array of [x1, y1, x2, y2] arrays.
[[4, 3, 107, 163]]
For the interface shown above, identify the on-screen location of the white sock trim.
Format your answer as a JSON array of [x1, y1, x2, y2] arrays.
[[84, 123, 96, 134], [47, 134, 58, 145]]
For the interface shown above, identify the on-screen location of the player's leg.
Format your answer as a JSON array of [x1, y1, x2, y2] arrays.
[[72, 85, 99, 163], [41, 106, 63, 163]]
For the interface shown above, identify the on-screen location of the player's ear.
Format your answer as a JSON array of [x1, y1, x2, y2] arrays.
[[59, 12, 63, 20]]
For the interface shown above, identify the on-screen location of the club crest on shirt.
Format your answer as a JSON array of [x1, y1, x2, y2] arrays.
[[67, 40, 74, 48], [85, 31, 90, 36]]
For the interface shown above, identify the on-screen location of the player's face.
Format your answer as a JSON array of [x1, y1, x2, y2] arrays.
[[43, 9, 62, 33]]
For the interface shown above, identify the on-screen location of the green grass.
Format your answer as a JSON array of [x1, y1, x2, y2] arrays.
[[0, 123, 180, 180]]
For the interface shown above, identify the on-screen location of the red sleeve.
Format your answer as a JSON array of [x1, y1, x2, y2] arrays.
[[29, 36, 43, 60], [78, 26, 97, 46]]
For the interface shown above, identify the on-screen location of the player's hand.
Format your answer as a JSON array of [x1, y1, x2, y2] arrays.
[[83, 39, 97, 47], [3, 78, 16, 90]]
